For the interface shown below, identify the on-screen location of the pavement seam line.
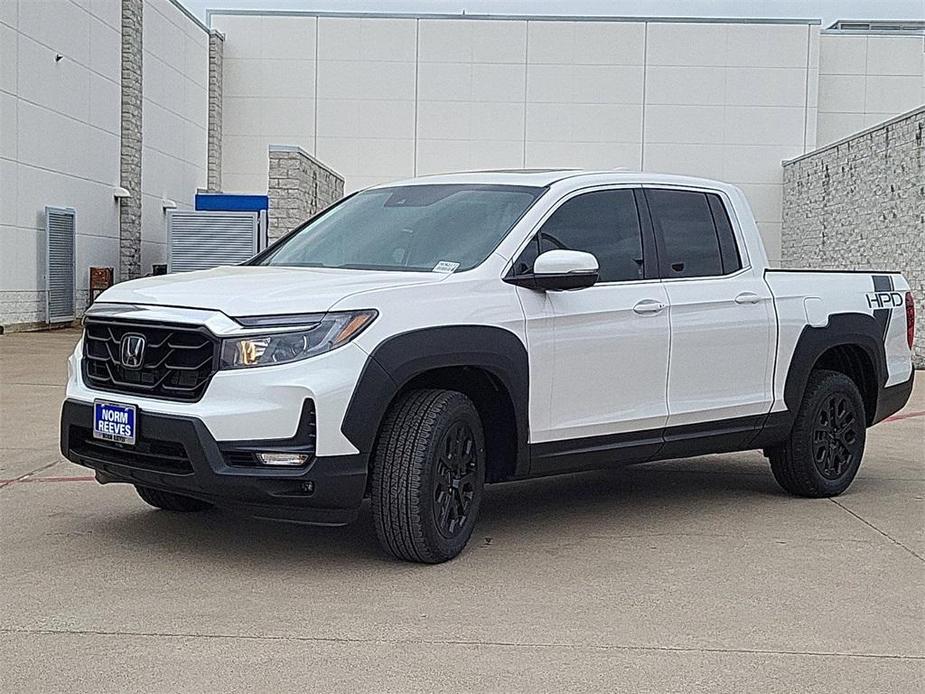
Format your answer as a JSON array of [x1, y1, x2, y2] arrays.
[[829, 498, 924, 563], [0, 460, 64, 492], [2, 627, 922, 662]]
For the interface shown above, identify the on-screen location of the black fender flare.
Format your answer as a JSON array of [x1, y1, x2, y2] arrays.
[[341, 325, 530, 474], [782, 312, 887, 422]]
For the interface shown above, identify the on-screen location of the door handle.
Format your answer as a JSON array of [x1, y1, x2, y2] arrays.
[[734, 292, 762, 305], [633, 299, 667, 315]]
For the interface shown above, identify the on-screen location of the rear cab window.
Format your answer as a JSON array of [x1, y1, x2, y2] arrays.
[[644, 189, 743, 279]]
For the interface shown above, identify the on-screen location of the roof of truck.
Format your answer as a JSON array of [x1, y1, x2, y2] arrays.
[[373, 169, 736, 191]]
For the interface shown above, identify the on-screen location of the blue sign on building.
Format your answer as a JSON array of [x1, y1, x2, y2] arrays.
[[195, 193, 269, 212]]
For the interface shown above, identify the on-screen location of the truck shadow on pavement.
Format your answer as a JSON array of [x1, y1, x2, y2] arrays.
[[87, 455, 797, 566]]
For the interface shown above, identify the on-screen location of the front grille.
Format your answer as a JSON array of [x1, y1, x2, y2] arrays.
[[223, 451, 259, 466], [68, 425, 194, 474], [82, 318, 219, 402]]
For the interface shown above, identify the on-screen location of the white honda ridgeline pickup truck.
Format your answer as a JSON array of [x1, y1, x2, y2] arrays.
[[61, 170, 916, 563]]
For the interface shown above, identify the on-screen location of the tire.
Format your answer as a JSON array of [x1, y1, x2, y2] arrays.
[[371, 389, 486, 563], [768, 369, 867, 498], [135, 485, 214, 512]]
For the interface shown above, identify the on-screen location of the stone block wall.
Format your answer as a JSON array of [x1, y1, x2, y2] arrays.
[[207, 30, 224, 192], [119, 0, 143, 281], [781, 107, 925, 367], [267, 146, 345, 242]]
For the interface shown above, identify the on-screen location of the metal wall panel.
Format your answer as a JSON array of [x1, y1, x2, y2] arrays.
[[45, 207, 76, 323], [167, 210, 258, 273]]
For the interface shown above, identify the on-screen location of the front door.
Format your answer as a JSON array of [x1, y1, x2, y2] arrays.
[[511, 187, 671, 474]]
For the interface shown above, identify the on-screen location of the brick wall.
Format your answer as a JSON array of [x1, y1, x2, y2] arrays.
[[781, 107, 925, 367], [267, 146, 345, 242]]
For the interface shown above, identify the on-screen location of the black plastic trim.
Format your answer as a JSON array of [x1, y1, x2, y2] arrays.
[[530, 413, 769, 475], [60, 400, 366, 525], [503, 270, 599, 291], [780, 312, 888, 427], [341, 325, 530, 476], [632, 187, 661, 281], [873, 372, 915, 425], [660, 414, 765, 459], [530, 429, 662, 475]]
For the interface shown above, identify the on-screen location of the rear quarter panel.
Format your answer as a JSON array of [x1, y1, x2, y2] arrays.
[[765, 271, 913, 412]]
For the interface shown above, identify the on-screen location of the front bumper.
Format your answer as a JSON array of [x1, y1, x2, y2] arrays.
[[65, 336, 369, 457], [60, 400, 368, 525]]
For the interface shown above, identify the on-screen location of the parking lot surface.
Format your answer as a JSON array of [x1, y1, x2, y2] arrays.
[[1, 329, 923, 692]]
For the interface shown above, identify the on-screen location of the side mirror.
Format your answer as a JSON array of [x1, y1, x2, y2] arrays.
[[506, 250, 599, 291]]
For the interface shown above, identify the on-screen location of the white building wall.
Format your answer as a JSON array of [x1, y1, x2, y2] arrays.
[[524, 20, 645, 171], [140, 0, 209, 274], [0, 0, 122, 324], [3, 10, 921, 328], [643, 22, 818, 263], [212, 14, 827, 264], [817, 33, 925, 147], [316, 17, 417, 192], [218, 13, 319, 193], [416, 19, 529, 175]]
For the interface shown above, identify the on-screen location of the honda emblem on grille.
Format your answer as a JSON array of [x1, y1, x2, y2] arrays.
[[120, 334, 146, 370]]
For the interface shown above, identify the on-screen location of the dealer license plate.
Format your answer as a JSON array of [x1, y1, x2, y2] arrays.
[[93, 401, 137, 446]]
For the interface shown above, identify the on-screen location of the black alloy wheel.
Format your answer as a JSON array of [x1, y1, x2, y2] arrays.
[[433, 421, 479, 539], [768, 369, 867, 498], [812, 392, 863, 480]]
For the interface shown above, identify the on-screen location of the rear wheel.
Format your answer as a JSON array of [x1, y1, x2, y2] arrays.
[[769, 369, 866, 497], [135, 485, 214, 512], [371, 389, 486, 563]]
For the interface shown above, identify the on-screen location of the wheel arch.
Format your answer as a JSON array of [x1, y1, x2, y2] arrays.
[[342, 326, 530, 481], [782, 313, 887, 428]]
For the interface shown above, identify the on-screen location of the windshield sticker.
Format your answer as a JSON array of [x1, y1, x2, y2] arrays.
[[432, 261, 460, 274]]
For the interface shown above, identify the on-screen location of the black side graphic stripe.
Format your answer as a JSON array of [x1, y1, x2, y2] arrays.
[[872, 274, 892, 342]]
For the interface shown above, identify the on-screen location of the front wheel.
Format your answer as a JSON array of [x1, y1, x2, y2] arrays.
[[371, 389, 486, 563], [768, 369, 867, 498]]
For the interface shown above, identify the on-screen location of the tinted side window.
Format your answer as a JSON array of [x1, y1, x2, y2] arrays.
[[646, 189, 723, 278], [514, 190, 644, 283], [707, 194, 742, 274]]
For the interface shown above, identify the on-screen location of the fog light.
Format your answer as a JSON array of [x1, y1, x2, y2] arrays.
[[255, 452, 310, 466]]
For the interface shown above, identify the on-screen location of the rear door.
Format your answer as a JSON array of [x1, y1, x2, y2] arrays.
[[511, 187, 670, 473], [643, 187, 775, 446]]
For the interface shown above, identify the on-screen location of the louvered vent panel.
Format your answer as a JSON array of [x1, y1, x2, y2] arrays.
[[167, 211, 258, 273], [45, 207, 76, 322]]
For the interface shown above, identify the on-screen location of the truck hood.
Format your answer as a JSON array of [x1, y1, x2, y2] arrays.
[[97, 266, 446, 317]]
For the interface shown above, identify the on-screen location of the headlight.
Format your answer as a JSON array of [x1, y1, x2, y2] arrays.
[[220, 310, 377, 369]]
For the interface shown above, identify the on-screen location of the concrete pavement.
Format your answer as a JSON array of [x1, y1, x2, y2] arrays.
[[1, 329, 923, 692]]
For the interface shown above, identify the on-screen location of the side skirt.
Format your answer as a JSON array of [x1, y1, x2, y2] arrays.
[[528, 413, 793, 477]]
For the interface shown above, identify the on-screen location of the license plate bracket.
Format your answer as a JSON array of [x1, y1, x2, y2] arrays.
[[93, 401, 137, 446]]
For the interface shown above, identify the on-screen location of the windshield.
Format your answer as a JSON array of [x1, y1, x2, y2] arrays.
[[254, 184, 545, 273]]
